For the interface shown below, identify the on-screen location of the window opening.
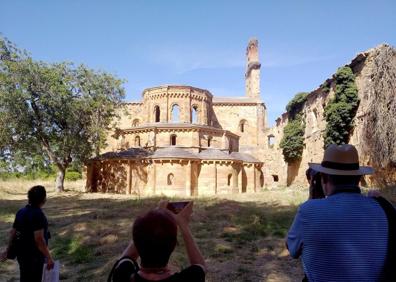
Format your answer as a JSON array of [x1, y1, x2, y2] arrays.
[[154, 106, 160, 122], [167, 173, 174, 185], [170, 134, 177, 146], [132, 119, 140, 127], [135, 136, 141, 147], [268, 135, 275, 148], [171, 104, 180, 122], [192, 105, 198, 123], [239, 120, 247, 133], [227, 174, 232, 186], [207, 136, 212, 147]]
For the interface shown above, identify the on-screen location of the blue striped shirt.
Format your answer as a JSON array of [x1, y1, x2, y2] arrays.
[[287, 190, 388, 281]]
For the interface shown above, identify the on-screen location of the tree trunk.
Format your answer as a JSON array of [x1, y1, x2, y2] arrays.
[[55, 167, 66, 192]]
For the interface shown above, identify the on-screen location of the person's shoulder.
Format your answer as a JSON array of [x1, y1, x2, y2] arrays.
[[30, 206, 45, 217], [15, 205, 29, 217], [300, 198, 328, 211]]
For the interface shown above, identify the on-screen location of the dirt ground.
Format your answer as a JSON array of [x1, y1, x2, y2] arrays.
[[3, 180, 392, 282]]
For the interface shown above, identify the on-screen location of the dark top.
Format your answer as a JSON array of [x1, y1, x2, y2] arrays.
[[133, 265, 205, 282], [12, 204, 49, 258]]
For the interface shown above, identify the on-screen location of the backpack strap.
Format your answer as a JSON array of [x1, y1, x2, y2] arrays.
[[373, 196, 396, 282], [107, 256, 139, 282]]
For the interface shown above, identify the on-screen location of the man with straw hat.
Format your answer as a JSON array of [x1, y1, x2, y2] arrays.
[[286, 144, 394, 281]]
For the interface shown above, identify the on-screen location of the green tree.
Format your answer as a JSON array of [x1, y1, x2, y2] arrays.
[[0, 37, 125, 191], [323, 66, 359, 148], [285, 92, 308, 119], [280, 92, 308, 163], [279, 115, 306, 163]]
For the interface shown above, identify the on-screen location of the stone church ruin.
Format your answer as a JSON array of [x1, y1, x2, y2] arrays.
[[84, 39, 396, 195]]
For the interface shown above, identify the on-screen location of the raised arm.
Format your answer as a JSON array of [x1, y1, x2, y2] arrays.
[[121, 241, 139, 260], [175, 202, 207, 271]]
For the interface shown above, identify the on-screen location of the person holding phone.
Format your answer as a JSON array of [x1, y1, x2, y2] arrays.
[[287, 145, 394, 281], [0, 185, 54, 282], [110, 200, 206, 282]]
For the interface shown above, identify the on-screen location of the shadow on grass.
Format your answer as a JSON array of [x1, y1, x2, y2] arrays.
[[0, 194, 302, 282]]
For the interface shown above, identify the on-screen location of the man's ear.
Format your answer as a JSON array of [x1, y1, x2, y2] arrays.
[[321, 173, 329, 184], [320, 173, 329, 196]]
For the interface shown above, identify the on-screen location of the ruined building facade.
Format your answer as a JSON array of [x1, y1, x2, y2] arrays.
[[85, 39, 268, 196], [85, 40, 396, 194], [262, 44, 396, 188]]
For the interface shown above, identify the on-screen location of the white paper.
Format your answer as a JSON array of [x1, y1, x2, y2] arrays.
[[41, 260, 60, 282]]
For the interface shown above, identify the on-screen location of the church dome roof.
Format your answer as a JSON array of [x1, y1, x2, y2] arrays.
[[150, 147, 199, 160]]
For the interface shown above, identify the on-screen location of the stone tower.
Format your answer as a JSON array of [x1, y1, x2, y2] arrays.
[[245, 38, 261, 100]]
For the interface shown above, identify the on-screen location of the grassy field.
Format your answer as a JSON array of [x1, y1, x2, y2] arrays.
[[1, 180, 394, 282]]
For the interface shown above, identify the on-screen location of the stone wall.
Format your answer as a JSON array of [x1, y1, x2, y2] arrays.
[[212, 103, 267, 151], [266, 44, 396, 188], [85, 159, 264, 196], [154, 161, 190, 196]]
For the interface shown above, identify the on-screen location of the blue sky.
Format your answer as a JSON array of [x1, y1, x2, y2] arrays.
[[1, 0, 395, 125]]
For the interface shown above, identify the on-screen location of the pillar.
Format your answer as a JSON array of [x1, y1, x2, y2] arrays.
[[214, 162, 218, 194], [238, 165, 243, 193], [126, 161, 132, 194], [152, 161, 157, 194], [232, 163, 238, 193], [185, 160, 192, 196]]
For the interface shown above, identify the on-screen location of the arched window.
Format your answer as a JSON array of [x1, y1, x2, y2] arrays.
[[268, 135, 275, 148], [191, 105, 198, 123], [154, 106, 160, 123], [132, 119, 140, 127], [135, 136, 141, 147], [167, 173, 174, 185], [227, 174, 232, 186], [239, 120, 247, 133], [207, 136, 212, 147], [171, 104, 180, 122], [170, 134, 177, 146]]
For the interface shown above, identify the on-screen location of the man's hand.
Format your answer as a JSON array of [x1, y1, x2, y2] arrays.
[[46, 256, 54, 270], [175, 201, 193, 227]]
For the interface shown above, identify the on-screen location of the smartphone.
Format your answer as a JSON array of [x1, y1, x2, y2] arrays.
[[167, 201, 190, 214]]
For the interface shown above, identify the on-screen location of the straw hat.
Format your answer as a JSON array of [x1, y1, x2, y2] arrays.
[[308, 144, 374, 176]]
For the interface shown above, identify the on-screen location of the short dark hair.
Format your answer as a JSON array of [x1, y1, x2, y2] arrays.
[[132, 209, 177, 268], [28, 185, 47, 207], [322, 174, 361, 186]]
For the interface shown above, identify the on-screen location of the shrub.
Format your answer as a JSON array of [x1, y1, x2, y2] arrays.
[[285, 92, 308, 120], [324, 66, 359, 148], [320, 80, 331, 93], [280, 92, 308, 163], [65, 171, 82, 181], [280, 115, 305, 163]]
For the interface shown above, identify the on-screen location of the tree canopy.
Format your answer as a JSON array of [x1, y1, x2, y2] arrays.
[[323, 66, 359, 148], [280, 92, 308, 163], [0, 36, 125, 191]]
